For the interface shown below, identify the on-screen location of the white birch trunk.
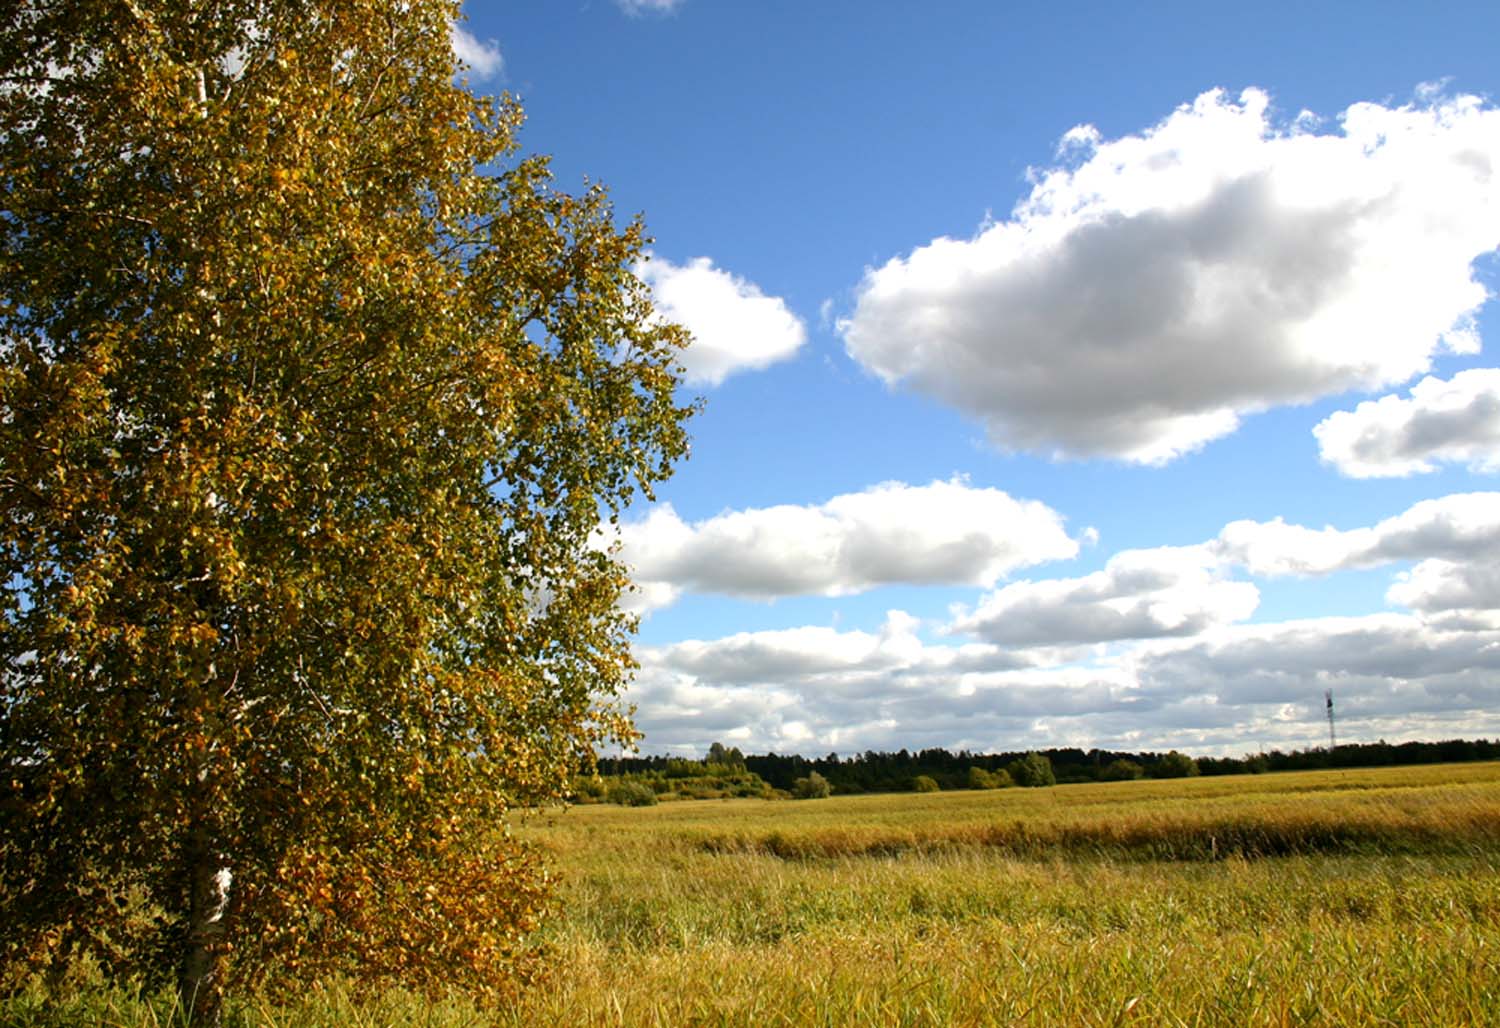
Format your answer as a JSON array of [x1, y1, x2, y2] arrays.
[[179, 841, 232, 1027]]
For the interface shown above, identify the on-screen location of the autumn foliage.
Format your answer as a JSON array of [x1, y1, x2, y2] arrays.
[[0, 0, 690, 1018]]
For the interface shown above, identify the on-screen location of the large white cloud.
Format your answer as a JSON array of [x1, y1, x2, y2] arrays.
[[626, 609, 1500, 756], [1130, 614, 1500, 712], [1387, 559, 1500, 614], [940, 493, 1500, 647], [939, 493, 1500, 651], [617, 478, 1079, 609], [636, 255, 806, 386], [658, 618, 916, 686], [621, 491, 1500, 755], [840, 88, 1500, 463], [1314, 369, 1500, 478], [631, 612, 1144, 754], [948, 545, 1259, 645], [1214, 492, 1500, 577]]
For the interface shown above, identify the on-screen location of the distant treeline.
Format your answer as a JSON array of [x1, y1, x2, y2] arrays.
[[598, 738, 1500, 795]]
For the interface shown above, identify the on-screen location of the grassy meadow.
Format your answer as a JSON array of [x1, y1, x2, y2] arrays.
[[9, 762, 1500, 1026]]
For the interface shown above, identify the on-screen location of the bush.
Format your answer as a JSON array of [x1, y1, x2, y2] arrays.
[[1101, 759, 1145, 781], [573, 776, 608, 801], [608, 781, 660, 806], [912, 775, 941, 793], [966, 766, 1002, 789], [793, 771, 832, 799], [1007, 752, 1056, 788], [1150, 751, 1201, 779]]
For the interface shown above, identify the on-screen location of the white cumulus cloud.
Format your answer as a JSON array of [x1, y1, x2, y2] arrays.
[[1214, 492, 1500, 577], [624, 609, 1500, 755], [1314, 369, 1500, 477], [1387, 559, 1500, 614], [616, 492, 1500, 755], [617, 477, 1078, 610], [656, 611, 931, 685], [948, 545, 1259, 645], [637, 254, 806, 386], [630, 613, 1138, 754], [1131, 613, 1500, 714], [840, 88, 1500, 463]]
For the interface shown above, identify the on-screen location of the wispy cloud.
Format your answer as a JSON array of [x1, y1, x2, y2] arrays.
[[615, 0, 687, 16], [449, 23, 503, 80]]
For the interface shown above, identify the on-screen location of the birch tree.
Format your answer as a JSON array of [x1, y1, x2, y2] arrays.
[[0, 1, 691, 1021]]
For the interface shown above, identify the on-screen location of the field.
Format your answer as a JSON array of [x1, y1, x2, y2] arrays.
[[10, 762, 1500, 1026]]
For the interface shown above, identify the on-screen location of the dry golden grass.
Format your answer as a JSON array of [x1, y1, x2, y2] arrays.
[[10, 762, 1500, 1025], [498, 762, 1500, 1025]]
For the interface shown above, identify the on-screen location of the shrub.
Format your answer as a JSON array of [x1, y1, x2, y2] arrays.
[[1007, 752, 1056, 788], [793, 771, 832, 799], [966, 766, 1001, 789], [1151, 751, 1201, 779], [912, 775, 941, 793], [608, 781, 660, 806], [574, 776, 608, 801], [664, 758, 701, 779], [1101, 759, 1145, 781]]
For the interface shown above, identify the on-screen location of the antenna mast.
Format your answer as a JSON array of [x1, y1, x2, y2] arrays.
[[1325, 689, 1336, 751]]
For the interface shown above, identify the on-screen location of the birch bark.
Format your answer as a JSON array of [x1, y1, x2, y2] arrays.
[[178, 836, 232, 1026]]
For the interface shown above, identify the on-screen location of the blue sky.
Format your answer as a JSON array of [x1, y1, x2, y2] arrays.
[[455, 1, 1500, 757]]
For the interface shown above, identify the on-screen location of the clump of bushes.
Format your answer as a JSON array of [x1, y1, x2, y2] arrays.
[[574, 775, 609, 801], [793, 771, 832, 799], [912, 775, 940, 793], [578, 765, 776, 803], [607, 781, 660, 806], [1151, 751, 1201, 778], [1101, 758, 1145, 781], [966, 766, 1012, 789], [1007, 752, 1056, 788]]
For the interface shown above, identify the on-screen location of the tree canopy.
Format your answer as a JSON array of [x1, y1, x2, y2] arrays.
[[0, 0, 691, 1019]]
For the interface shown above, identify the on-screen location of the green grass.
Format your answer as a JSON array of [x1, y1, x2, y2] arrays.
[[10, 763, 1500, 1025]]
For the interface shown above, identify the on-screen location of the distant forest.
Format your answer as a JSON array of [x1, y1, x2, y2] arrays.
[[597, 738, 1500, 795]]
